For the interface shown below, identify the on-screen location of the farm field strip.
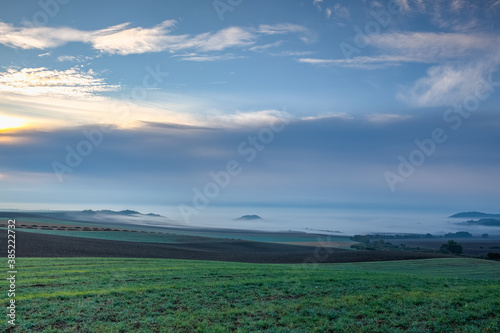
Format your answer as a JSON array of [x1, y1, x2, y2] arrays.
[[0, 228, 187, 244]]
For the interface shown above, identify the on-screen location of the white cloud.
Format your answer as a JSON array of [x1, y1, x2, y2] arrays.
[[197, 27, 255, 52], [0, 20, 313, 58], [0, 77, 291, 130], [333, 4, 350, 19], [300, 32, 500, 69], [57, 55, 77, 62], [257, 23, 316, 43], [301, 113, 353, 121], [368, 32, 499, 62], [299, 31, 500, 69], [313, 0, 323, 10], [271, 50, 313, 57], [178, 54, 245, 62], [0, 89, 201, 130], [249, 41, 283, 52], [57, 54, 100, 62], [366, 114, 412, 123], [300, 32, 500, 68], [0, 67, 119, 100], [326, 8, 332, 19], [390, 0, 500, 31], [368, 32, 500, 107], [0, 22, 91, 49], [205, 109, 290, 128], [298, 56, 408, 69], [90, 20, 178, 55], [397, 63, 493, 107], [300, 31, 500, 107], [394, 0, 411, 12], [451, 0, 465, 11]]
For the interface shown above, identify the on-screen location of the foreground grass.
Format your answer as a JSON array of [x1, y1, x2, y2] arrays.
[[1, 258, 499, 332]]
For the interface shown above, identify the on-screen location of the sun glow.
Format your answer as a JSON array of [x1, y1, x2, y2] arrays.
[[0, 115, 26, 131]]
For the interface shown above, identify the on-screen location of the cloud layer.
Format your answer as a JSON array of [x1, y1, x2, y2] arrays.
[[300, 31, 500, 106], [0, 20, 313, 58], [1, 111, 499, 211]]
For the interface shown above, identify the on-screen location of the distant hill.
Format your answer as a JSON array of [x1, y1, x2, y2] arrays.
[[235, 215, 263, 221], [0, 209, 172, 227], [449, 211, 500, 219], [460, 219, 500, 227], [81, 209, 164, 217]]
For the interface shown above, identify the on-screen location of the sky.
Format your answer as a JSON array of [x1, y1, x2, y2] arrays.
[[0, 0, 499, 232]]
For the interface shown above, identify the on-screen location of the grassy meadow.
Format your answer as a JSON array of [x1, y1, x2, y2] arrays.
[[1, 257, 499, 332]]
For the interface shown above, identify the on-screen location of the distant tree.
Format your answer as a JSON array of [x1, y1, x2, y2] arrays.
[[351, 235, 370, 244], [440, 240, 463, 255], [487, 253, 500, 260], [481, 233, 489, 238], [425, 233, 433, 238], [444, 231, 472, 238]]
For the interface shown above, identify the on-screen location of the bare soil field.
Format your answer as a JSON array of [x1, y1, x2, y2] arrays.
[[2, 228, 451, 264], [385, 238, 500, 256]]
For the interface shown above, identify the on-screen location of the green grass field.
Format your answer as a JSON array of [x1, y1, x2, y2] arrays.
[[1, 227, 350, 245], [2, 258, 499, 332]]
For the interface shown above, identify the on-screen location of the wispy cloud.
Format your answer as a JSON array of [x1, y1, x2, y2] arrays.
[[257, 24, 317, 43], [301, 31, 500, 106], [332, 3, 350, 20], [249, 41, 283, 52], [301, 113, 353, 121], [271, 50, 313, 57], [313, 0, 323, 10], [366, 114, 412, 123], [0, 90, 200, 130], [0, 22, 90, 49], [177, 53, 245, 62], [368, 32, 499, 62], [397, 63, 495, 107], [57, 55, 99, 62], [0, 20, 313, 56], [57, 55, 77, 62], [298, 56, 407, 69], [197, 27, 255, 52], [90, 20, 178, 55], [0, 79, 290, 130], [392, 0, 500, 31], [0, 67, 119, 100], [325, 8, 332, 19], [203, 109, 290, 128], [301, 33, 499, 69], [368, 32, 500, 106]]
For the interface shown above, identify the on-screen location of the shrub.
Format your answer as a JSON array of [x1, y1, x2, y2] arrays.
[[487, 252, 500, 260], [440, 240, 463, 255]]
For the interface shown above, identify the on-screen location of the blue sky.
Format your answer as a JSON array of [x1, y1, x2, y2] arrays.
[[0, 0, 499, 231]]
